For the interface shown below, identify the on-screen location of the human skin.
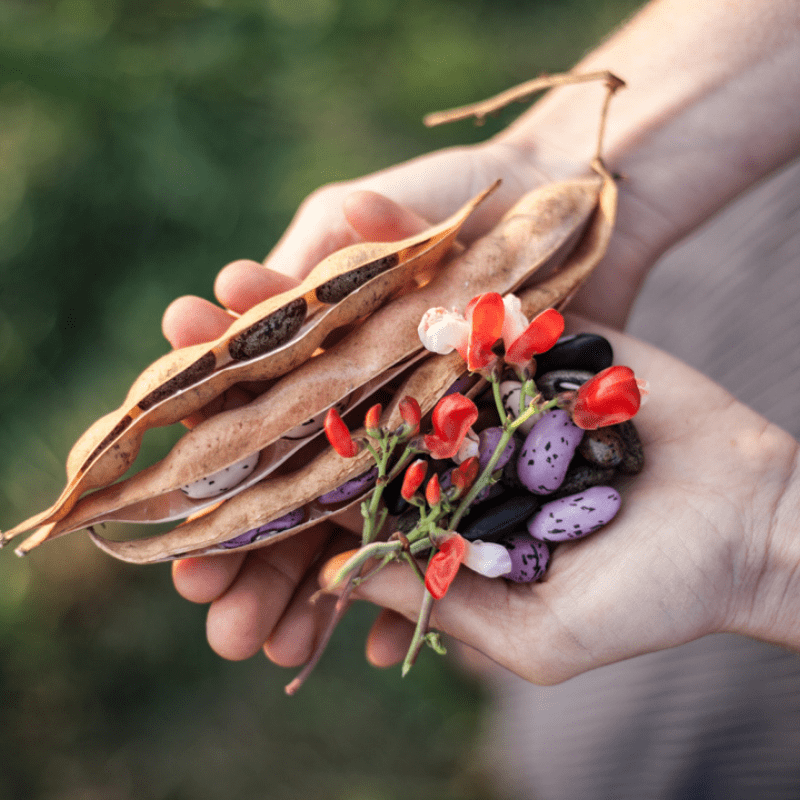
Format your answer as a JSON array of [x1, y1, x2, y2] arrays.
[[163, 0, 800, 679]]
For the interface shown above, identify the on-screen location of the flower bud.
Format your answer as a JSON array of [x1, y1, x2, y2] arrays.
[[399, 396, 422, 436], [450, 456, 479, 498], [425, 473, 442, 507], [400, 459, 428, 500], [324, 408, 359, 458], [364, 403, 382, 435]]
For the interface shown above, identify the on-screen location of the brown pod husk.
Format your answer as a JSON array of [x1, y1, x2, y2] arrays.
[[86, 166, 617, 564], [21, 174, 601, 558], [4, 182, 498, 546]]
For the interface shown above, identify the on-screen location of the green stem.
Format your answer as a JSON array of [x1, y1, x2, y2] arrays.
[[492, 376, 508, 426], [328, 540, 403, 589], [402, 589, 436, 677], [449, 392, 555, 531]]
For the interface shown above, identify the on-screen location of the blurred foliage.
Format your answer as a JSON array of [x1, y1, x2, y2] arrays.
[[0, 0, 643, 797]]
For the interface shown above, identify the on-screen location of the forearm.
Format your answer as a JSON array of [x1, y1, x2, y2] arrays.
[[496, 0, 800, 324]]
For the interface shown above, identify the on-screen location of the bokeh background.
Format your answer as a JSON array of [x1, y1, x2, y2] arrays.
[[0, 1, 644, 798]]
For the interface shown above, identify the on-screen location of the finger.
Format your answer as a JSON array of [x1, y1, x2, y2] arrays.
[[263, 187, 435, 282], [320, 555, 534, 676], [162, 295, 236, 348], [263, 186, 357, 282], [205, 524, 333, 661], [365, 608, 415, 668], [265, 531, 358, 668], [172, 553, 246, 604], [214, 259, 300, 315], [343, 190, 431, 242]]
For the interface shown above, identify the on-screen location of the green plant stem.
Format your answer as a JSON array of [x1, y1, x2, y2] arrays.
[[402, 589, 436, 677], [450, 391, 559, 531], [492, 376, 508, 426], [361, 436, 418, 546], [328, 540, 403, 589]]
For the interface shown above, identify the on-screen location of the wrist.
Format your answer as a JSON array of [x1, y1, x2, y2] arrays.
[[728, 431, 800, 651], [492, 0, 800, 327]]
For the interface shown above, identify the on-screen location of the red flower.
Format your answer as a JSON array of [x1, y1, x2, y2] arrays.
[[424, 534, 467, 599], [400, 459, 428, 500], [503, 306, 565, 367], [399, 396, 422, 436], [423, 393, 479, 460], [418, 293, 505, 372], [571, 365, 641, 429], [324, 408, 359, 458], [461, 292, 505, 371], [418, 292, 562, 373]]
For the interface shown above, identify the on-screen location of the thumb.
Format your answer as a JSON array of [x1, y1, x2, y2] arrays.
[[319, 549, 544, 676]]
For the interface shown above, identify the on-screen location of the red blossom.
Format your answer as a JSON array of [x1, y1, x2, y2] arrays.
[[504, 307, 565, 367], [424, 534, 467, 599], [461, 292, 505, 371], [571, 365, 641, 429], [399, 396, 422, 435], [400, 459, 428, 500], [423, 393, 479, 460], [324, 408, 359, 458]]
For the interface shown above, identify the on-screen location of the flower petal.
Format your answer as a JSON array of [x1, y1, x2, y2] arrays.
[[466, 292, 505, 346], [505, 307, 565, 367], [463, 539, 513, 578], [424, 534, 466, 599], [423, 393, 479, 460], [418, 307, 470, 355], [500, 294, 529, 347], [571, 365, 641, 429]]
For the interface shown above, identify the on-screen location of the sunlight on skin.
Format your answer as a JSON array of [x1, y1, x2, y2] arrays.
[[214, 259, 300, 316], [366, 609, 416, 668]]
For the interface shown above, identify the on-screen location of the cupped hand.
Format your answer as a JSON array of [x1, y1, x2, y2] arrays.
[[162, 178, 799, 684], [327, 325, 800, 683]]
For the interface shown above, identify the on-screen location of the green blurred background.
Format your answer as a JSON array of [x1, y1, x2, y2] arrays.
[[0, 1, 644, 797]]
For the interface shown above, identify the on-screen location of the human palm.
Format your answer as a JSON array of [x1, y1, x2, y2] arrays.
[[163, 153, 799, 682], [336, 327, 795, 683]]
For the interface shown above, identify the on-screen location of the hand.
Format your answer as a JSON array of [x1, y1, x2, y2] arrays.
[[325, 322, 800, 683], [164, 183, 800, 683], [164, 189, 443, 666]]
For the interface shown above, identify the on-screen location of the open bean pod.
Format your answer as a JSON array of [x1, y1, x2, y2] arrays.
[[82, 166, 616, 564], [4, 182, 499, 546]]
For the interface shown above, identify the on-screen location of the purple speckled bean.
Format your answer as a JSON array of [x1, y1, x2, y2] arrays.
[[516, 408, 584, 494], [478, 427, 518, 473], [317, 466, 378, 505], [527, 485, 621, 542], [495, 532, 550, 583], [219, 507, 305, 549]]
